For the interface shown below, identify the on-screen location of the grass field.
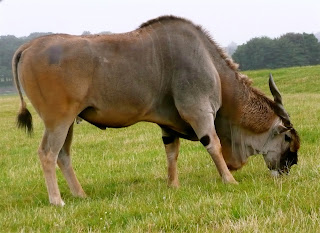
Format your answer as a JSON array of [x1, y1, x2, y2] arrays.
[[1, 65, 320, 232]]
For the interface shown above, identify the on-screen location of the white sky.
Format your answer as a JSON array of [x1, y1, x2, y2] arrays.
[[0, 0, 319, 46]]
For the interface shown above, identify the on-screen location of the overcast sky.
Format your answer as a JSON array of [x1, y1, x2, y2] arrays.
[[0, 0, 319, 46]]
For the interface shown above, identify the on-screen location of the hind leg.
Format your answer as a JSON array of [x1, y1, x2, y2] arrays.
[[161, 128, 180, 187], [57, 123, 86, 198], [38, 124, 71, 206]]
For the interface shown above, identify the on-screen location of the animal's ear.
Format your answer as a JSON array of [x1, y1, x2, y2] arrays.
[[272, 124, 289, 137]]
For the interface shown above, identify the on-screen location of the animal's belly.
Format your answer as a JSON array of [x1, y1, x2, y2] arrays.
[[78, 106, 141, 129], [78, 106, 198, 141]]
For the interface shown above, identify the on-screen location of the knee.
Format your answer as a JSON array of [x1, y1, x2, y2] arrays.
[[200, 135, 210, 147], [200, 135, 221, 151], [37, 148, 57, 171]]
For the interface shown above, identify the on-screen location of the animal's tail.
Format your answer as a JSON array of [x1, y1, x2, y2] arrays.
[[12, 48, 33, 134]]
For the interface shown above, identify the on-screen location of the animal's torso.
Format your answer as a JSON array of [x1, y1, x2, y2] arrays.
[[18, 22, 221, 138]]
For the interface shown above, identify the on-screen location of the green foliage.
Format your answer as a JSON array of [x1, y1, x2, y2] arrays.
[[0, 35, 21, 86], [233, 33, 320, 70], [0, 65, 320, 231]]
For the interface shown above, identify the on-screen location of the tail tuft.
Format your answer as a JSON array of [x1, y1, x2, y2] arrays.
[[17, 104, 33, 135]]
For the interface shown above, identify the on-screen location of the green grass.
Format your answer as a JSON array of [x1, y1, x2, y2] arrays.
[[1, 65, 320, 232]]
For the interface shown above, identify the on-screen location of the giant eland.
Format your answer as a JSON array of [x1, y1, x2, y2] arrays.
[[13, 16, 300, 206]]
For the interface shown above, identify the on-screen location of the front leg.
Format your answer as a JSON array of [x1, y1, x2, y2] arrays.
[[201, 133, 238, 184], [161, 129, 180, 187], [178, 110, 238, 184]]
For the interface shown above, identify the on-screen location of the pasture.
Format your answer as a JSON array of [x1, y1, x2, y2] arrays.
[[1, 65, 320, 232]]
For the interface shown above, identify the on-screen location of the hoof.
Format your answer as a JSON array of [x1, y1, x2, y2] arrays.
[[73, 191, 87, 198], [222, 176, 238, 185], [49, 197, 65, 207]]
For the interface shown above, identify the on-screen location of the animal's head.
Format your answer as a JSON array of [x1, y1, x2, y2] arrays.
[[262, 74, 300, 176]]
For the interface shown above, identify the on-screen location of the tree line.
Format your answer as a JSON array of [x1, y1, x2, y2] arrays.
[[0, 32, 319, 87], [232, 32, 320, 70]]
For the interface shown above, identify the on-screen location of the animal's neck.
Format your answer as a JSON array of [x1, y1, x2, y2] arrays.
[[218, 69, 277, 134]]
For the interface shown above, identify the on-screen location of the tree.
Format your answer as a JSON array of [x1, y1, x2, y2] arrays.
[[25, 32, 53, 40], [82, 31, 91, 35], [97, 31, 112, 35], [314, 32, 320, 42], [232, 33, 320, 70], [226, 42, 238, 56], [302, 33, 320, 65], [232, 37, 275, 70]]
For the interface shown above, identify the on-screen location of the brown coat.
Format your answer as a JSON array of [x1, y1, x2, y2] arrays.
[[13, 16, 299, 206]]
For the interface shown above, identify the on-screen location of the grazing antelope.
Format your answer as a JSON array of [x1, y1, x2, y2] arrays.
[[13, 16, 300, 206]]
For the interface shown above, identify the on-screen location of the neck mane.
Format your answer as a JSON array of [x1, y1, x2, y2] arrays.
[[234, 78, 278, 133]]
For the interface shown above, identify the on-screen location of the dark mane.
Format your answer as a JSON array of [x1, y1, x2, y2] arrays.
[[139, 15, 192, 29]]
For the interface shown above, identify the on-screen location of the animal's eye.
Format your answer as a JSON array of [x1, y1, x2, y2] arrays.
[[285, 134, 291, 142]]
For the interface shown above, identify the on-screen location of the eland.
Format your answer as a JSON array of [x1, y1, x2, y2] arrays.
[[13, 16, 300, 206]]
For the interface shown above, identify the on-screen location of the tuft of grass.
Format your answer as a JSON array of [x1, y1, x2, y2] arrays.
[[0, 65, 320, 232]]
